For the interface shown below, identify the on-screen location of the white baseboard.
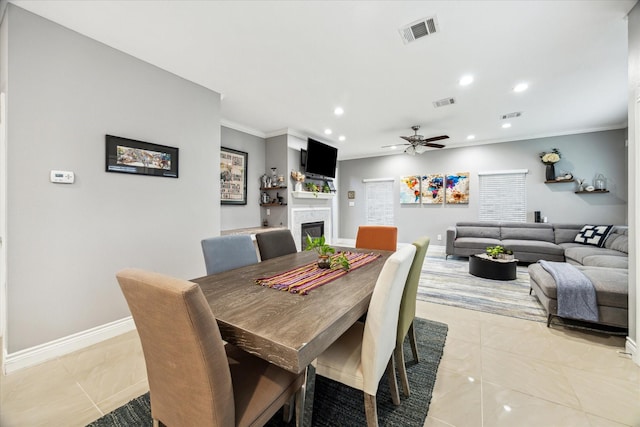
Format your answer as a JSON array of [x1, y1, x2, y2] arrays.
[[3, 316, 135, 374], [626, 336, 639, 366]]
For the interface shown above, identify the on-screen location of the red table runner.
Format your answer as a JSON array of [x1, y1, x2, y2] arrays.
[[256, 251, 382, 295]]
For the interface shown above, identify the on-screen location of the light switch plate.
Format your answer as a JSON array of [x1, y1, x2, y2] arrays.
[[50, 170, 75, 184]]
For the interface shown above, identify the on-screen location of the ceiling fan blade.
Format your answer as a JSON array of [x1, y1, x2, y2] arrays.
[[422, 135, 449, 143], [423, 142, 446, 149], [399, 136, 414, 142]]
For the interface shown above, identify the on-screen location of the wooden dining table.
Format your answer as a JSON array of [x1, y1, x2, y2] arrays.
[[191, 247, 391, 426]]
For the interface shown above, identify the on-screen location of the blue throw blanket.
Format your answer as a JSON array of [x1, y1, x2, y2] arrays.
[[539, 261, 599, 322]]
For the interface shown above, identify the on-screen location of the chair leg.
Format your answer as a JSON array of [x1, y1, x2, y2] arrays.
[[408, 320, 420, 363], [529, 287, 533, 295], [283, 394, 295, 423], [364, 393, 379, 427], [394, 343, 410, 397], [386, 355, 401, 406], [153, 420, 160, 427]]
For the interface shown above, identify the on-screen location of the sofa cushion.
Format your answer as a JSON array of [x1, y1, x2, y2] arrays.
[[500, 224, 555, 242], [456, 226, 500, 239], [564, 246, 626, 265], [604, 231, 628, 254], [581, 255, 629, 269], [528, 264, 628, 309], [501, 239, 565, 256], [573, 225, 613, 247], [553, 224, 584, 244], [453, 237, 501, 250]]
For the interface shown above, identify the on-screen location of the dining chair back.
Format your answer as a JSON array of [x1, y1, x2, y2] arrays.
[[117, 268, 303, 427], [313, 244, 416, 426], [201, 234, 259, 275], [256, 229, 298, 261], [355, 225, 398, 251], [395, 236, 430, 397]]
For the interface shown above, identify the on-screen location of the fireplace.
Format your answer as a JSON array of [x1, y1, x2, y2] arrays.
[[301, 221, 324, 250]]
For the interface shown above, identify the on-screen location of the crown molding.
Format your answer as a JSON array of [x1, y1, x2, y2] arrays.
[[220, 119, 266, 139]]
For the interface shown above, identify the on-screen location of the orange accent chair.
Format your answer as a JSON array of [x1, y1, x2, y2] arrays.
[[355, 225, 398, 251]]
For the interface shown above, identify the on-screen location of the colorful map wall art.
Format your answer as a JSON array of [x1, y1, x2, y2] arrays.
[[399, 175, 421, 204], [421, 174, 444, 204], [445, 172, 470, 204]]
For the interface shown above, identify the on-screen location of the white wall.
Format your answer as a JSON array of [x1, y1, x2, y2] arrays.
[[4, 6, 220, 353], [627, 1, 639, 363], [338, 129, 628, 244]]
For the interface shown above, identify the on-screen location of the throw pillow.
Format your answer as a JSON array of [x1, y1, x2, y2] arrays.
[[573, 225, 613, 247]]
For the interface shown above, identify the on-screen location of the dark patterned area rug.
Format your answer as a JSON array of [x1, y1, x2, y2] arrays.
[[87, 318, 448, 427]]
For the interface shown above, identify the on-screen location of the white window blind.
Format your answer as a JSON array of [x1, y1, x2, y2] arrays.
[[364, 178, 394, 225], [478, 170, 527, 222]]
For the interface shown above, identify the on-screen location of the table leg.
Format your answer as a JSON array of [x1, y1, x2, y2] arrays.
[[296, 364, 316, 427]]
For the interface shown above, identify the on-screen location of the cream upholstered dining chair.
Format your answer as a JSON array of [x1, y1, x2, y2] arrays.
[[355, 225, 398, 251], [312, 244, 416, 427], [201, 234, 259, 275], [395, 236, 430, 397], [255, 229, 298, 261], [117, 268, 304, 427]]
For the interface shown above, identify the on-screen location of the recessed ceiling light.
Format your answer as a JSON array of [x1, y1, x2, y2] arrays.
[[324, 129, 332, 135], [389, 145, 397, 150], [466, 134, 475, 140], [334, 107, 344, 116], [513, 82, 529, 92], [459, 75, 474, 86], [338, 135, 346, 142], [502, 123, 512, 129]]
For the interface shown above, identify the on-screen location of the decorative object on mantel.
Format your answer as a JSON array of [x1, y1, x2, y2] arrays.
[[291, 170, 305, 192], [539, 148, 561, 181]]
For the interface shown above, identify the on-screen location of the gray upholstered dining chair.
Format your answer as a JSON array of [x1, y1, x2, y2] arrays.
[[255, 229, 298, 261], [117, 268, 304, 427], [312, 244, 416, 427], [201, 234, 259, 275], [395, 236, 430, 397]]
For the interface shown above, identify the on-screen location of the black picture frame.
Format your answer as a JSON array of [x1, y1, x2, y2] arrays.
[[220, 147, 248, 205], [105, 135, 179, 178]]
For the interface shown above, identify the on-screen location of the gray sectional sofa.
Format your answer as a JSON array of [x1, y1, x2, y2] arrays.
[[446, 221, 629, 329]]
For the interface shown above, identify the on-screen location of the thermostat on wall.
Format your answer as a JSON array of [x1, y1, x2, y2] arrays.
[[50, 170, 75, 184]]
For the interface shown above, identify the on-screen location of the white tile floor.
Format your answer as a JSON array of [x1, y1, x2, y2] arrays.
[[1, 300, 638, 427]]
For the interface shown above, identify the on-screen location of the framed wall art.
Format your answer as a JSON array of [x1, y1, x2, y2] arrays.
[[399, 175, 421, 204], [105, 135, 179, 178], [220, 147, 248, 205], [445, 172, 470, 204], [421, 173, 444, 204]]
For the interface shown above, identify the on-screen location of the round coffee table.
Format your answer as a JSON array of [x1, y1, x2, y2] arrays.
[[469, 253, 517, 280]]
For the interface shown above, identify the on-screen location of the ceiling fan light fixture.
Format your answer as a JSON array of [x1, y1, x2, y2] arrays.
[[415, 145, 429, 154], [405, 145, 416, 155]]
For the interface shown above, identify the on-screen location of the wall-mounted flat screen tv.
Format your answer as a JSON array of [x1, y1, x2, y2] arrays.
[[105, 135, 179, 178], [305, 138, 337, 179]]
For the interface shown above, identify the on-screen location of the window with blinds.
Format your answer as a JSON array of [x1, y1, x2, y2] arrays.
[[364, 178, 394, 225], [478, 170, 527, 222]]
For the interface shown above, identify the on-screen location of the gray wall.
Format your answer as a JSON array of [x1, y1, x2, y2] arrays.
[[5, 6, 220, 352], [339, 129, 627, 244], [627, 1, 639, 359], [220, 126, 265, 230]]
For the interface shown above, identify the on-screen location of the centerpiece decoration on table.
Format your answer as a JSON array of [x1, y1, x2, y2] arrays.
[[486, 245, 514, 260], [291, 170, 305, 192], [305, 234, 350, 270], [539, 148, 561, 181]]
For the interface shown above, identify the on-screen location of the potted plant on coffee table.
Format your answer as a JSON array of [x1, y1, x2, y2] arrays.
[[305, 234, 350, 270]]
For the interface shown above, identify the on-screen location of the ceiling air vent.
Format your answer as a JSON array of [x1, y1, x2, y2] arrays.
[[433, 97, 456, 108], [399, 16, 439, 44], [501, 112, 523, 120]]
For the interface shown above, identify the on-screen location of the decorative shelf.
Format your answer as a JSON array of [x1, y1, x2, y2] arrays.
[[260, 203, 287, 207], [292, 191, 335, 199], [260, 186, 287, 191], [544, 179, 575, 184], [575, 190, 609, 194]]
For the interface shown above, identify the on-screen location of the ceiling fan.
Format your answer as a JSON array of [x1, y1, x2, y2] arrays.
[[382, 125, 449, 155]]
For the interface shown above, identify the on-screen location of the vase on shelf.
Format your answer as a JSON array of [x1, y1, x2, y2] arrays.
[[545, 163, 555, 181], [295, 181, 303, 192]]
